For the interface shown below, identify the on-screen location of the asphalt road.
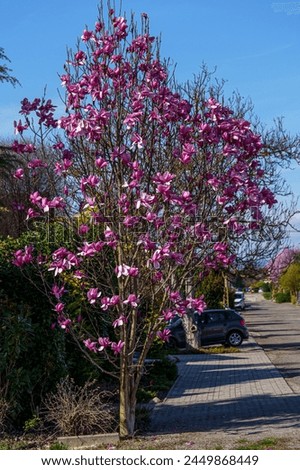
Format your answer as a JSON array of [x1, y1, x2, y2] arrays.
[[243, 293, 300, 393]]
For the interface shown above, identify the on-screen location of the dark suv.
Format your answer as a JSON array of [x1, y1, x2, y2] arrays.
[[168, 309, 249, 348]]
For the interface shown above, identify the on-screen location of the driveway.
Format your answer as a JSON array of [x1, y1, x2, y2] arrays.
[[244, 293, 300, 393]]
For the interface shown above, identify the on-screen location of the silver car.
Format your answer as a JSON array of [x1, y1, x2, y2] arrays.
[[234, 291, 245, 310]]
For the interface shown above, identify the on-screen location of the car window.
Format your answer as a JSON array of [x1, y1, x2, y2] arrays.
[[168, 316, 182, 328], [206, 312, 225, 323], [235, 293, 243, 299], [226, 311, 238, 320]]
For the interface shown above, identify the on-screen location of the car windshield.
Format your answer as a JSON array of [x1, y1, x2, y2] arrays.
[[235, 293, 243, 299]]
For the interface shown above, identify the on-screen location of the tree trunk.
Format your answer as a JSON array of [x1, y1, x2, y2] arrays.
[[119, 354, 137, 439], [182, 312, 201, 351]]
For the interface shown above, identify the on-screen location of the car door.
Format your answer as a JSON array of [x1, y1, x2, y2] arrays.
[[200, 311, 227, 345]]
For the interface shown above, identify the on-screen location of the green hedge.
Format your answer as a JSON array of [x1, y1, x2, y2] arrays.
[[274, 292, 291, 303], [263, 292, 272, 300]]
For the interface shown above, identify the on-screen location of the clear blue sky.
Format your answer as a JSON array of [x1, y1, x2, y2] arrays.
[[1, 0, 300, 243]]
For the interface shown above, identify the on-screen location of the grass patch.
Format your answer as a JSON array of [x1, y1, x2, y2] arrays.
[[0, 434, 294, 450], [235, 437, 282, 450], [198, 345, 240, 354], [112, 435, 293, 450], [49, 442, 69, 450]]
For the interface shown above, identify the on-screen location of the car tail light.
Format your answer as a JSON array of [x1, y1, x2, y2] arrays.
[[239, 318, 245, 326]]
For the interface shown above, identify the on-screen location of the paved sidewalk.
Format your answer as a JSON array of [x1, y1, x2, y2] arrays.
[[149, 338, 300, 436]]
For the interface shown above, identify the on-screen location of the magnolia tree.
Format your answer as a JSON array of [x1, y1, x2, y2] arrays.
[[11, 7, 277, 437], [267, 247, 300, 285]]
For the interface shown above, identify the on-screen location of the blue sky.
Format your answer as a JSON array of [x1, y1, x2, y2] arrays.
[[1, 0, 300, 243]]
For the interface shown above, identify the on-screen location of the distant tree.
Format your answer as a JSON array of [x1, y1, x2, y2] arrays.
[[267, 247, 299, 285], [0, 47, 20, 87], [280, 262, 300, 296], [195, 271, 224, 309]]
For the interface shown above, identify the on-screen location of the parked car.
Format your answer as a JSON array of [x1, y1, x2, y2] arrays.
[[168, 309, 249, 348], [234, 291, 246, 310]]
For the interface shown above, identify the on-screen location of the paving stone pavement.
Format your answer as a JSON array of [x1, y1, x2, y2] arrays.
[[149, 338, 300, 436]]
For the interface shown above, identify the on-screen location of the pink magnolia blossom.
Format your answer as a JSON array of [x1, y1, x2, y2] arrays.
[[20, 97, 41, 115], [101, 295, 120, 310], [48, 248, 79, 276], [130, 132, 144, 149], [78, 224, 90, 235], [136, 192, 156, 209], [51, 284, 65, 299], [81, 29, 94, 42], [152, 271, 163, 282], [123, 215, 140, 227], [95, 157, 108, 169], [11, 141, 35, 154], [152, 171, 176, 186], [54, 159, 73, 175], [14, 119, 28, 134], [207, 176, 222, 190], [214, 242, 228, 253], [123, 112, 143, 129], [78, 242, 98, 257], [57, 317, 72, 330], [180, 143, 195, 164], [162, 309, 176, 322], [73, 270, 86, 279], [148, 249, 163, 269], [84, 338, 98, 353], [115, 264, 139, 278], [29, 192, 65, 212], [110, 340, 125, 355], [54, 302, 65, 313], [187, 296, 206, 314], [74, 50, 86, 64], [137, 234, 157, 251], [113, 16, 128, 38], [98, 337, 111, 351], [83, 196, 96, 209], [112, 315, 127, 328], [27, 159, 47, 169], [26, 208, 39, 220], [104, 226, 117, 240], [30, 191, 42, 205], [13, 246, 34, 267], [123, 294, 139, 308], [169, 290, 182, 304], [81, 175, 100, 191], [87, 288, 101, 304], [157, 329, 171, 342], [13, 168, 24, 179]]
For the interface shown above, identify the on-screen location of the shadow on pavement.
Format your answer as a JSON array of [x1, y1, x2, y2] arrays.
[[149, 393, 300, 434]]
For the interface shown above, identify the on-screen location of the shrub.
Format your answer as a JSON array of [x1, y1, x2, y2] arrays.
[[195, 271, 225, 308], [274, 292, 291, 303], [0, 233, 98, 428], [0, 290, 67, 426], [43, 377, 118, 436], [263, 292, 272, 300]]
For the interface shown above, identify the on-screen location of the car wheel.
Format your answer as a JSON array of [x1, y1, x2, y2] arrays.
[[226, 330, 243, 347]]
